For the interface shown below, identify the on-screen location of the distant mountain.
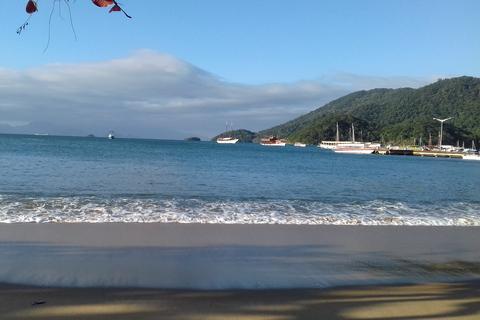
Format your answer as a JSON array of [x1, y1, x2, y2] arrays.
[[0, 121, 85, 136], [255, 76, 480, 146]]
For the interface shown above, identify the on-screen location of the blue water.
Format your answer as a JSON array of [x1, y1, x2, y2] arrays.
[[1, 133, 480, 225]]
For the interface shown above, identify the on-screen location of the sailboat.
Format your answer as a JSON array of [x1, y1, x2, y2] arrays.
[[332, 124, 378, 154], [463, 141, 480, 160], [319, 122, 364, 149], [217, 122, 239, 144]]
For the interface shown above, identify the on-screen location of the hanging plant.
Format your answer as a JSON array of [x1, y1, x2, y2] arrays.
[[17, 0, 131, 52], [17, 0, 131, 34]]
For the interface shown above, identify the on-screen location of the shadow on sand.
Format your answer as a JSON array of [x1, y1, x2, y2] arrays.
[[2, 281, 480, 319]]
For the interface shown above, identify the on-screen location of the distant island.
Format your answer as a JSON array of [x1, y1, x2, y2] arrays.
[[212, 76, 480, 146], [184, 137, 201, 141]]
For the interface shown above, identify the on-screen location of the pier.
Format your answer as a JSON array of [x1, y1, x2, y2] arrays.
[[375, 149, 465, 159]]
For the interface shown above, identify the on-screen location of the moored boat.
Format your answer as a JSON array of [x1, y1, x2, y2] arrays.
[[217, 137, 239, 144], [260, 137, 286, 146], [332, 143, 376, 154], [330, 123, 377, 154], [294, 142, 306, 147], [217, 121, 238, 144], [321, 140, 361, 149], [462, 154, 480, 161], [319, 122, 354, 149]]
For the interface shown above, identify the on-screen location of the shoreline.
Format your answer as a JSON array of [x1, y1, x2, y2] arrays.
[[2, 281, 480, 319], [2, 224, 480, 318], [1, 222, 480, 247]]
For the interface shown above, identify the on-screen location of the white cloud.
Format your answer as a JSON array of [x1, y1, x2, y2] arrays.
[[0, 50, 440, 140]]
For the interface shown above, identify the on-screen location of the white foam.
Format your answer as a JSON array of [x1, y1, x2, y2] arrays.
[[1, 195, 480, 226]]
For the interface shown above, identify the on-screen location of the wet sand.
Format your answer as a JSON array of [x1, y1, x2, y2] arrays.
[[1, 223, 479, 250], [1, 224, 480, 319]]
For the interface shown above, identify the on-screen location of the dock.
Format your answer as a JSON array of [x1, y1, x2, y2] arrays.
[[375, 149, 465, 159]]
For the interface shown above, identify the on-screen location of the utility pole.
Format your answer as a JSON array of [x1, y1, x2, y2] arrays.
[[433, 117, 451, 150]]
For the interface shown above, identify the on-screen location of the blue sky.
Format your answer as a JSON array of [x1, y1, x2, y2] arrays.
[[0, 0, 479, 140]]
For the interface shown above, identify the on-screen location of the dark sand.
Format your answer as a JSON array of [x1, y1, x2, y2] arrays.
[[1, 224, 480, 319]]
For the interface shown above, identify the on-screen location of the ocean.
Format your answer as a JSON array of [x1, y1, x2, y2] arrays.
[[1, 134, 479, 226]]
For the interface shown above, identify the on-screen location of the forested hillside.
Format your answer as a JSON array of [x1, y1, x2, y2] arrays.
[[257, 76, 480, 145]]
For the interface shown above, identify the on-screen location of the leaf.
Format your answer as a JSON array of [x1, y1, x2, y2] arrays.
[[109, 4, 121, 13], [26, 0, 38, 14], [91, 0, 114, 8]]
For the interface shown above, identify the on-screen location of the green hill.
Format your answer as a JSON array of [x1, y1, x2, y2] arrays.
[[256, 76, 480, 146]]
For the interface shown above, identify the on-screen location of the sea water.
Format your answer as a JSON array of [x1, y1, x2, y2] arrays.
[[1, 134, 480, 226]]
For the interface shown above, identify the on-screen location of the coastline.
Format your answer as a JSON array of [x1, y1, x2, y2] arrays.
[[2, 223, 480, 248], [1, 223, 480, 318]]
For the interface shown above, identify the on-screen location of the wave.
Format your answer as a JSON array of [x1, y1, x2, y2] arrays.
[[1, 195, 479, 226]]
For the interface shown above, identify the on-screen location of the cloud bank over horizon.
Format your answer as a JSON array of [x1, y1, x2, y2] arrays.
[[1, 50, 446, 140]]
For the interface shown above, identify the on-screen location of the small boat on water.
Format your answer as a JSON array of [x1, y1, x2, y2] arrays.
[[462, 154, 480, 161], [260, 137, 286, 146], [294, 142, 306, 147], [108, 131, 114, 139], [217, 137, 239, 144], [462, 141, 479, 160], [217, 121, 238, 144]]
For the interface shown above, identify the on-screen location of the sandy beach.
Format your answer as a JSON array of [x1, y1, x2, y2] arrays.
[[1, 224, 480, 319], [2, 281, 480, 319]]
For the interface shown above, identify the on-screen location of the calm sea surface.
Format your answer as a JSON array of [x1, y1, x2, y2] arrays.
[[1, 134, 480, 225]]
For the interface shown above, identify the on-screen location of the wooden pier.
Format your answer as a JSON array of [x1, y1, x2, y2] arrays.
[[375, 149, 465, 159]]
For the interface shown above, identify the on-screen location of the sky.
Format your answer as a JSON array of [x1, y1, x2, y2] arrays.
[[0, 0, 479, 140]]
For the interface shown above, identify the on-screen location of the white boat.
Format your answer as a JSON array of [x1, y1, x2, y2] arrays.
[[260, 137, 286, 146], [217, 137, 239, 144], [320, 122, 359, 149], [294, 142, 306, 147], [462, 154, 480, 161], [332, 143, 376, 154], [217, 121, 238, 144], [321, 140, 362, 149], [331, 124, 377, 154], [108, 131, 114, 139]]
